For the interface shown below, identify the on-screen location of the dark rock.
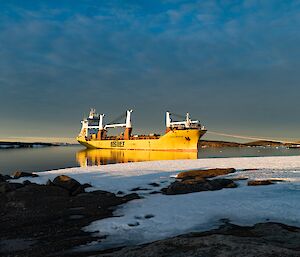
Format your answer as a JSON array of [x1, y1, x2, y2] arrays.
[[15, 183, 69, 197], [149, 191, 161, 195], [239, 169, 258, 172], [130, 187, 150, 191], [122, 193, 140, 202], [209, 179, 237, 189], [70, 185, 85, 196], [82, 183, 92, 189], [13, 171, 39, 179], [0, 174, 12, 182], [52, 175, 84, 196], [5, 175, 12, 180], [46, 179, 54, 186], [231, 177, 248, 181], [23, 180, 32, 186], [103, 222, 300, 257], [90, 190, 116, 197], [176, 168, 236, 180], [117, 191, 124, 195], [0, 182, 24, 193], [248, 180, 274, 186], [0, 181, 140, 257], [128, 222, 140, 227], [144, 214, 154, 219], [162, 178, 237, 195], [149, 182, 160, 187], [0, 182, 11, 193], [69, 215, 84, 220]]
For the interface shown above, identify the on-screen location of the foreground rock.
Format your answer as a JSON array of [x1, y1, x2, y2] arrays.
[[162, 168, 237, 195], [13, 171, 39, 179], [0, 174, 12, 182], [0, 178, 140, 257], [53, 175, 85, 196], [96, 222, 300, 257], [176, 168, 236, 179], [248, 180, 275, 186], [0, 182, 24, 193], [162, 178, 237, 195]]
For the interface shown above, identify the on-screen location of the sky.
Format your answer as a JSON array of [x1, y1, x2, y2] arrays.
[[0, 0, 300, 141]]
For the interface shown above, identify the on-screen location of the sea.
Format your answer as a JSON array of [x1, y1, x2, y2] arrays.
[[1, 145, 300, 175]]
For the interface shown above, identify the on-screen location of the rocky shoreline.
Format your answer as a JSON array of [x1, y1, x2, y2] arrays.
[[95, 222, 300, 257], [0, 172, 139, 257], [1, 169, 299, 257]]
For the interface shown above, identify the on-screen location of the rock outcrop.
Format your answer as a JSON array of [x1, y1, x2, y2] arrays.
[[248, 180, 275, 186], [162, 168, 237, 195], [0, 177, 140, 257], [162, 178, 237, 195], [52, 175, 85, 196], [0, 174, 12, 182], [13, 171, 39, 179], [0, 182, 24, 194], [176, 168, 236, 179], [96, 222, 300, 257]]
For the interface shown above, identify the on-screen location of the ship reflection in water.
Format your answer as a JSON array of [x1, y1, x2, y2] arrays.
[[76, 149, 198, 167]]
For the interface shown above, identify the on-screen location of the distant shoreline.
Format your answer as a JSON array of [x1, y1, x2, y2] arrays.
[[0, 141, 60, 149], [200, 140, 300, 148]]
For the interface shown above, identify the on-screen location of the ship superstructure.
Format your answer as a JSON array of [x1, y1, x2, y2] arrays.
[[77, 109, 206, 151]]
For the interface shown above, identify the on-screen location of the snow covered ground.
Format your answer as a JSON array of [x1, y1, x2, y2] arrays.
[[17, 155, 300, 250]]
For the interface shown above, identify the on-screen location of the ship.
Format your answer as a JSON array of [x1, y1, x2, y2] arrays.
[[76, 109, 206, 151]]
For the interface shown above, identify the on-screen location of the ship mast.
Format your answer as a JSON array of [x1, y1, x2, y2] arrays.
[[79, 109, 134, 140], [124, 110, 133, 140], [165, 111, 203, 132], [97, 114, 105, 139], [165, 111, 171, 133]]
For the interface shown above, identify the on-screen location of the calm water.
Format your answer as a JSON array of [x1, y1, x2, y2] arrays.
[[0, 145, 300, 175]]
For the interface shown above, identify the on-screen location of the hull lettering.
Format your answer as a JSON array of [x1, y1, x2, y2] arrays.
[[111, 141, 125, 147]]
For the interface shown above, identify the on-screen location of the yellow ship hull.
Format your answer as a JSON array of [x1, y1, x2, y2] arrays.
[[77, 129, 206, 151]]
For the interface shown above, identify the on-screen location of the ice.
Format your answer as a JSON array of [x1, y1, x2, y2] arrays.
[[16, 155, 300, 250]]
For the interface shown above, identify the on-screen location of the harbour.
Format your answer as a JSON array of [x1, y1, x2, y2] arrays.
[[1, 144, 300, 175]]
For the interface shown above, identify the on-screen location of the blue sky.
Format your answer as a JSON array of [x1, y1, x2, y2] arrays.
[[0, 0, 300, 140]]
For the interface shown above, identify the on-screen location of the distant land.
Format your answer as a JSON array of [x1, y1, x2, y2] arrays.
[[199, 140, 300, 148], [0, 141, 60, 149], [0, 137, 77, 144]]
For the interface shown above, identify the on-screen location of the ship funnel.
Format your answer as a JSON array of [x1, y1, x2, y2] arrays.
[[126, 109, 133, 128]]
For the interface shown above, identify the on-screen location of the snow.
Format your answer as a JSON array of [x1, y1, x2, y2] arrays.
[[83, 182, 300, 249], [19, 155, 300, 192], [16, 155, 300, 250]]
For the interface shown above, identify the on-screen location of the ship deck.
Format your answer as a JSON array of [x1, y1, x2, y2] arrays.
[[87, 135, 161, 141]]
